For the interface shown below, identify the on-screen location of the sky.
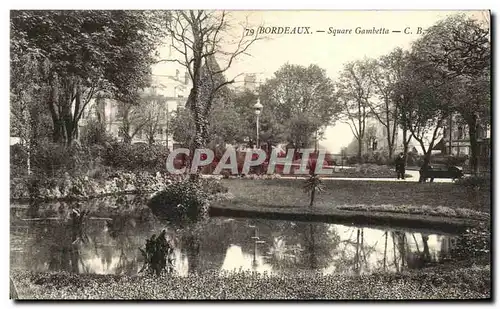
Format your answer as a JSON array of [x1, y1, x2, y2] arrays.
[[153, 10, 489, 153]]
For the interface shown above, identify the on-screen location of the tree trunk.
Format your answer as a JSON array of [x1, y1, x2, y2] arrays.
[[357, 138, 362, 161], [467, 115, 480, 175], [402, 125, 411, 166], [147, 129, 155, 145], [189, 89, 206, 182], [387, 139, 393, 159], [419, 151, 432, 183]]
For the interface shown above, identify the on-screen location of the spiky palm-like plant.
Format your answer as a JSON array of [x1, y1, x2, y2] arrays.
[[303, 157, 325, 207]]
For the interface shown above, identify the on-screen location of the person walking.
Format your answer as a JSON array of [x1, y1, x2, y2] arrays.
[[395, 152, 406, 180]]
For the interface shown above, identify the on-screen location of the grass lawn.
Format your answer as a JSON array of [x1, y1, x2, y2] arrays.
[[11, 265, 490, 300], [214, 179, 490, 224]]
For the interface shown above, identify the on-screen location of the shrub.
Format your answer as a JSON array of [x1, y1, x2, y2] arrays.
[[10, 144, 28, 169], [28, 141, 95, 177], [103, 143, 169, 172], [80, 119, 115, 147], [10, 144, 30, 178], [139, 230, 174, 276], [361, 153, 374, 164], [363, 151, 389, 165], [406, 151, 421, 167], [347, 156, 360, 165], [148, 180, 210, 225], [199, 178, 228, 194], [431, 155, 468, 167], [455, 175, 490, 191]]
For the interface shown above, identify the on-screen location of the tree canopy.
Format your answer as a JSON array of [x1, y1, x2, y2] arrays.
[[10, 10, 167, 145]]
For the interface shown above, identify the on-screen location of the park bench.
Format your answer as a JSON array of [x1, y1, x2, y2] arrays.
[[419, 164, 464, 183]]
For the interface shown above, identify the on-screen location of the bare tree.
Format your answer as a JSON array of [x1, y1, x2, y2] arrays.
[[160, 10, 262, 177], [118, 102, 150, 144], [366, 48, 409, 158], [337, 60, 373, 160]]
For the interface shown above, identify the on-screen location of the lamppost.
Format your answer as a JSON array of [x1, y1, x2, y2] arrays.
[[253, 99, 263, 149]]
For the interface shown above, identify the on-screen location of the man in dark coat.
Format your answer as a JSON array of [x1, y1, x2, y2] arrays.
[[395, 152, 406, 180]]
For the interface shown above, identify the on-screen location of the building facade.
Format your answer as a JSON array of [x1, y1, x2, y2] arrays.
[[79, 62, 191, 150], [439, 113, 491, 158]]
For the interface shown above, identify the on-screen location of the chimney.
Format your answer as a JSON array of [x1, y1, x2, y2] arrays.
[[184, 71, 189, 85]]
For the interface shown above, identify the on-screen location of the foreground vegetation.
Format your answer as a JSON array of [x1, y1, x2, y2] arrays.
[[11, 264, 490, 300]]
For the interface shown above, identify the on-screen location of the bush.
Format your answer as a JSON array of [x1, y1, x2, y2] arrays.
[[11, 171, 174, 201], [148, 179, 210, 225], [199, 178, 228, 194], [10, 144, 30, 178], [10, 144, 28, 168], [455, 175, 490, 191], [346, 156, 360, 165], [406, 151, 421, 167], [29, 141, 94, 177], [103, 143, 169, 172], [431, 155, 468, 167], [362, 151, 389, 165], [80, 119, 116, 147]]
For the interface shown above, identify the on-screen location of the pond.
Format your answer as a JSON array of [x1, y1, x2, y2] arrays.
[[10, 195, 478, 277]]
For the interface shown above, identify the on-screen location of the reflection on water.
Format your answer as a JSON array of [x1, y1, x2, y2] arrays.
[[10, 197, 468, 277]]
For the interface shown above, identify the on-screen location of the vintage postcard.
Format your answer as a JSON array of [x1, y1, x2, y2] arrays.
[[9, 10, 491, 300]]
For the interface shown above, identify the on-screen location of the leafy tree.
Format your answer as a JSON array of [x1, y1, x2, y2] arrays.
[[397, 55, 453, 173], [232, 89, 287, 149], [10, 10, 166, 145], [171, 107, 196, 147], [260, 63, 339, 149], [10, 52, 53, 174], [171, 101, 244, 149], [411, 14, 490, 174]]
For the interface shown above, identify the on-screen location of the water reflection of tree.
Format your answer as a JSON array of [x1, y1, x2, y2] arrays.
[[171, 219, 236, 274], [332, 228, 380, 275], [22, 196, 159, 275], [376, 231, 435, 272], [25, 210, 88, 273], [105, 213, 160, 276], [265, 222, 340, 273]]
